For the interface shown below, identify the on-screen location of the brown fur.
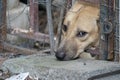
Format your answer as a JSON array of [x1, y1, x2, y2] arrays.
[[55, 1, 100, 60]]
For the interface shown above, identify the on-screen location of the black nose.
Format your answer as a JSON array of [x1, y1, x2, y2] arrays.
[[55, 51, 66, 60]]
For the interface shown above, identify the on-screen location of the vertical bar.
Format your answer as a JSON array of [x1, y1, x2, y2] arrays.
[[117, 0, 120, 62], [0, 0, 3, 51], [0, 0, 7, 51], [72, 0, 75, 5], [100, 0, 115, 60], [100, 0, 109, 60], [30, 0, 39, 32], [55, 1, 66, 50], [107, 0, 114, 60], [46, 0, 55, 54], [114, 0, 120, 61]]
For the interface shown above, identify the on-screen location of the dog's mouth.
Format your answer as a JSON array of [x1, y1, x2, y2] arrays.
[[84, 47, 100, 57]]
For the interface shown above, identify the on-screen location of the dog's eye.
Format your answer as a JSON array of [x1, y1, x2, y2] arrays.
[[63, 25, 67, 32], [76, 31, 88, 37]]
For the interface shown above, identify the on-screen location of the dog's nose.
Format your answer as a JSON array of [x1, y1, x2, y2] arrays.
[[55, 51, 66, 60]]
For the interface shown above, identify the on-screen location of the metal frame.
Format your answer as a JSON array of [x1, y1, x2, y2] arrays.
[[100, 0, 120, 61], [100, 0, 114, 60], [0, 0, 119, 60], [46, 0, 55, 54], [114, 0, 120, 61], [0, 0, 55, 55], [0, 0, 7, 51]]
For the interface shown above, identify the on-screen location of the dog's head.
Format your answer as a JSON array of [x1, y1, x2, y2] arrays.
[[55, 2, 100, 61]]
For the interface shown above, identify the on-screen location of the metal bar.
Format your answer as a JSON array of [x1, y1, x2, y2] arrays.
[[55, 2, 65, 50], [3, 42, 37, 55], [2, 42, 50, 55], [100, 0, 115, 60], [72, 0, 76, 5], [30, 0, 39, 32], [46, 0, 55, 54], [114, 0, 120, 61], [119, 0, 120, 61], [107, 0, 114, 60], [100, 0, 108, 60], [107, 1, 114, 58], [7, 28, 50, 43], [0, 0, 7, 51]]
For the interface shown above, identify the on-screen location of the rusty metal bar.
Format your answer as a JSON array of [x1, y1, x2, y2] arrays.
[[3, 42, 37, 55], [100, 0, 115, 60], [117, 0, 120, 62], [114, 0, 120, 61], [30, 0, 39, 32], [2, 42, 50, 55], [107, 0, 115, 60], [100, 0, 108, 60], [0, 0, 7, 51], [7, 28, 50, 43], [46, 0, 55, 54]]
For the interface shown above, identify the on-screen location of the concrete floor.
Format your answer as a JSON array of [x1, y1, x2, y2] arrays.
[[1, 54, 120, 80]]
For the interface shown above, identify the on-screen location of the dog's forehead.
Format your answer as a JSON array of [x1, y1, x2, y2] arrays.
[[63, 12, 77, 26], [64, 2, 84, 25], [64, 8, 99, 33], [76, 17, 97, 32], [64, 15, 97, 33]]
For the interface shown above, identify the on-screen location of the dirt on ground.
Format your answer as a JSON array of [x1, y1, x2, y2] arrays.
[[0, 51, 26, 79]]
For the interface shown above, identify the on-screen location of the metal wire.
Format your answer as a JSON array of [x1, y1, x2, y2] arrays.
[[7, 7, 28, 22]]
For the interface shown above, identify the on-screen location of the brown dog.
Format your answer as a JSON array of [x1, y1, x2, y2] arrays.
[[55, 1, 100, 60]]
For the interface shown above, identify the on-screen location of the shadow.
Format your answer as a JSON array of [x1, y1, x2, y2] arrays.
[[88, 70, 120, 80]]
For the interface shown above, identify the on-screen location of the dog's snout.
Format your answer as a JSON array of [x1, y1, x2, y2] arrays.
[[55, 51, 66, 60]]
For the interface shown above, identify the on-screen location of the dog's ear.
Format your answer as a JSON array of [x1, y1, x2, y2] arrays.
[[96, 19, 100, 25], [96, 19, 100, 32], [62, 21, 70, 34]]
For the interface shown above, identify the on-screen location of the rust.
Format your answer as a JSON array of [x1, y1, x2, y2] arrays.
[[0, 0, 7, 51], [2, 42, 50, 55], [3, 42, 39, 55], [30, 0, 39, 32], [100, 0, 116, 61], [114, 0, 120, 62], [1, 0, 49, 55], [7, 28, 50, 43]]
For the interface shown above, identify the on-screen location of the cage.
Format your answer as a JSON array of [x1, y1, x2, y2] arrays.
[[0, 0, 119, 61]]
